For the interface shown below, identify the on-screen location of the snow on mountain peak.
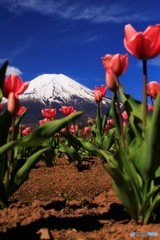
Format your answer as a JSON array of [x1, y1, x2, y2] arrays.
[[22, 73, 95, 104]]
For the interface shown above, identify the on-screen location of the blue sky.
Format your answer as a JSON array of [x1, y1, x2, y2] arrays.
[[0, 0, 160, 100]]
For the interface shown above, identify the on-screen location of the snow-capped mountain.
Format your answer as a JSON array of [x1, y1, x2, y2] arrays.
[[11, 74, 111, 126]]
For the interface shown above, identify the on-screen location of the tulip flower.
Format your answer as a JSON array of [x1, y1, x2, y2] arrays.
[[101, 53, 128, 77], [0, 104, 2, 111], [122, 111, 129, 121], [83, 126, 90, 136], [148, 104, 154, 112], [39, 118, 50, 125], [3, 74, 29, 98], [7, 92, 20, 116], [105, 69, 119, 91], [41, 108, 57, 119], [124, 24, 160, 60], [60, 106, 74, 115], [22, 127, 31, 136], [94, 90, 103, 102], [147, 81, 160, 99], [95, 85, 107, 97]]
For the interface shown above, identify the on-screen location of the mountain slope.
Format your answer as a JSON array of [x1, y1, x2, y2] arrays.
[[11, 74, 111, 126]]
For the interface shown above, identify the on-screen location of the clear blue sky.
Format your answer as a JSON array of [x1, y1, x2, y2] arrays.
[[0, 0, 160, 100]]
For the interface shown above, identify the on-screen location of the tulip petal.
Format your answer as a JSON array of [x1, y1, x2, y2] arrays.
[[124, 33, 151, 59], [124, 24, 137, 42], [144, 24, 160, 58], [17, 82, 30, 96]]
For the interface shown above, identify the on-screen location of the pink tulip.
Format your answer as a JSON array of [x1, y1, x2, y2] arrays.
[[3, 74, 29, 98], [124, 24, 160, 59], [101, 54, 128, 77], [122, 111, 129, 121], [94, 90, 103, 102], [83, 126, 90, 136], [105, 69, 119, 91], [39, 118, 50, 125], [147, 81, 160, 99]]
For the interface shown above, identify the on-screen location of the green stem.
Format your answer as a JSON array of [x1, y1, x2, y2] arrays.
[[97, 102, 102, 135], [115, 90, 126, 149], [142, 59, 148, 129]]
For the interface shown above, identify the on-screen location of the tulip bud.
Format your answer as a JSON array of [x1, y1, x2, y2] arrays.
[[106, 69, 119, 91], [94, 90, 103, 102], [7, 93, 19, 115]]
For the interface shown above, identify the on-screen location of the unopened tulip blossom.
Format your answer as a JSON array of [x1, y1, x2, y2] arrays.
[[7, 92, 20, 116], [105, 69, 119, 91], [94, 90, 103, 102], [124, 24, 160, 60]]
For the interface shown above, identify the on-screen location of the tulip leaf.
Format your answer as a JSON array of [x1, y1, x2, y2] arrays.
[[11, 147, 49, 195], [119, 89, 151, 127], [0, 60, 8, 91], [105, 165, 138, 223], [140, 94, 160, 179], [0, 111, 12, 145], [109, 93, 120, 135]]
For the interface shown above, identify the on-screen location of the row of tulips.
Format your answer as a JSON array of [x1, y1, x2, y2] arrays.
[[0, 62, 82, 208]]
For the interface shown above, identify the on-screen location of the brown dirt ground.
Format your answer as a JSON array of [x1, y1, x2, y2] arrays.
[[0, 156, 160, 240]]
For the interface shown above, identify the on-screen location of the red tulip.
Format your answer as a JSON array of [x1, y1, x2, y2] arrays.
[[101, 54, 128, 77], [124, 24, 160, 59], [83, 126, 90, 136], [0, 103, 2, 111], [147, 81, 160, 99], [22, 127, 31, 136], [60, 106, 74, 115], [41, 108, 57, 119], [148, 104, 154, 112], [95, 85, 107, 97], [3, 74, 29, 98]]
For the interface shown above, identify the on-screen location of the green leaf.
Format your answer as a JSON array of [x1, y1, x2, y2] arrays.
[[59, 142, 81, 164], [109, 93, 120, 135], [10, 147, 49, 195], [105, 166, 138, 223], [140, 94, 160, 179], [99, 128, 115, 150], [119, 89, 151, 128]]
